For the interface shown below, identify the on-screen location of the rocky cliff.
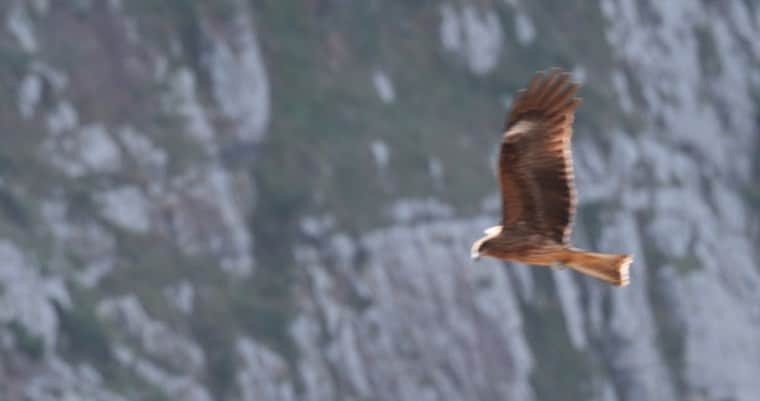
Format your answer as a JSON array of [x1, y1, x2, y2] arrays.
[[1, 1, 759, 400]]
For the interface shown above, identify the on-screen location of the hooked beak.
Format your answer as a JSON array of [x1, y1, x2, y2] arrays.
[[471, 250, 481, 261]]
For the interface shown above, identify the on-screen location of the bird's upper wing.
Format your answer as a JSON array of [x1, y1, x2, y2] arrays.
[[498, 68, 581, 244]]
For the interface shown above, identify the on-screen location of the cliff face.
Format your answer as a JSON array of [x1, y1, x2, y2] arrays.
[[1, 1, 759, 400]]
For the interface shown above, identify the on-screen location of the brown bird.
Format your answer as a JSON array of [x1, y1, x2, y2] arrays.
[[471, 68, 632, 286]]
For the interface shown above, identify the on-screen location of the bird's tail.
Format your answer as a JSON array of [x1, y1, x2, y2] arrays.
[[561, 248, 632, 286]]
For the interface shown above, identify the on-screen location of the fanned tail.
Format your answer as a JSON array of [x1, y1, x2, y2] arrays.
[[561, 248, 632, 287]]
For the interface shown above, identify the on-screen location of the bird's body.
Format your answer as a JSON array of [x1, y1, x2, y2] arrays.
[[471, 68, 632, 286]]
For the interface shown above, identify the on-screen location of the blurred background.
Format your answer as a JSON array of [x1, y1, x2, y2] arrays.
[[1, 1, 759, 400]]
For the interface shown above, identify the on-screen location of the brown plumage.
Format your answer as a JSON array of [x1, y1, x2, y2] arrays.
[[471, 68, 632, 286]]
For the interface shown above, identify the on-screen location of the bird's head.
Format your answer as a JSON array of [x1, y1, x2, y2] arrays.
[[470, 239, 488, 261], [471, 225, 502, 261]]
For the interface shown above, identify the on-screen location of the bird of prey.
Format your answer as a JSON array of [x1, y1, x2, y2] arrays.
[[471, 68, 632, 286]]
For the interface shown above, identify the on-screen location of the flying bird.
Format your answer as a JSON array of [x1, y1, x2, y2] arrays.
[[471, 68, 632, 286]]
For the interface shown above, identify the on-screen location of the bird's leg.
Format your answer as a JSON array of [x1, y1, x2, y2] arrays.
[[550, 262, 567, 271]]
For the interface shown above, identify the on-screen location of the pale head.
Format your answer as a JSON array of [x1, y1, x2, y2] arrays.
[[471, 225, 502, 260]]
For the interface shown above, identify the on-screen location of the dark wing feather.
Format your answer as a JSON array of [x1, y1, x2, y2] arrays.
[[498, 68, 581, 244]]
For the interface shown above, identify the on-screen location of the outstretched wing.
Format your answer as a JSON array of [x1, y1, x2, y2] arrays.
[[498, 68, 581, 244]]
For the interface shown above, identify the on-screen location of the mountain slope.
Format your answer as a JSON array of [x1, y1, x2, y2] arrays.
[[0, 1, 759, 400]]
